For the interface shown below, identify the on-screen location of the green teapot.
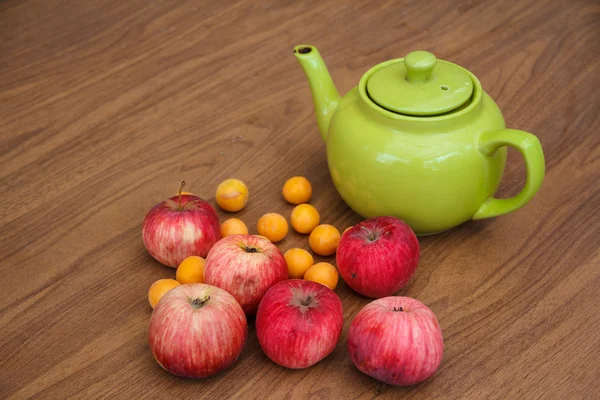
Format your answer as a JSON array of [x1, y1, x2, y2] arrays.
[[294, 45, 545, 235]]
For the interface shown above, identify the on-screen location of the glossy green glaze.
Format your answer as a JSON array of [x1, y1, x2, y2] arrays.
[[367, 50, 473, 115], [294, 45, 545, 235]]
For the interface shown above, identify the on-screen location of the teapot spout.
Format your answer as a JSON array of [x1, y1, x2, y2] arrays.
[[294, 45, 340, 141]]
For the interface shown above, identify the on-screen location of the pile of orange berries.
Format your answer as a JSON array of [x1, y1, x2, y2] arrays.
[[148, 176, 349, 308]]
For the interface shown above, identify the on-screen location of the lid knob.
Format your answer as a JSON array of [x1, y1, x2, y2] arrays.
[[404, 51, 437, 84]]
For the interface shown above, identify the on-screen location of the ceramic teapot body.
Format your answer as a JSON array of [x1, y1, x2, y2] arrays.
[[294, 45, 545, 235]]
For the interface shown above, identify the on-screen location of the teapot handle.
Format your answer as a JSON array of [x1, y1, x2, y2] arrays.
[[472, 129, 545, 220]]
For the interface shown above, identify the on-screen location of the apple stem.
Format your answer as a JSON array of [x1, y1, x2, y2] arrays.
[[191, 296, 210, 309], [300, 295, 313, 307], [393, 306, 404, 312], [177, 181, 186, 208], [244, 246, 259, 253]]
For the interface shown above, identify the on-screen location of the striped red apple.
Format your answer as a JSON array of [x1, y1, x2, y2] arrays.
[[347, 296, 443, 386], [256, 279, 343, 369], [337, 216, 419, 298], [205, 235, 288, 315], [148, 283, 247, 378], [142, 184, 221, 268]]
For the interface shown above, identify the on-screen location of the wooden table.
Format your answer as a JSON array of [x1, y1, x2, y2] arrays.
[[2, 0, 599, 398]]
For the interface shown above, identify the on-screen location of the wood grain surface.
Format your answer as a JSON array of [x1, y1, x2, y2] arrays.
[[1, 0, 599, 398]]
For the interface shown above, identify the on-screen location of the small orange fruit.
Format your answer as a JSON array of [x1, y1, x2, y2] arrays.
[[282, 176, 312, 205], [148, 279, 181, 309], [221, 218, 249, 237], [176, 256, 206, 284], [257, 213, 288, 243], [216, 179, 249, 212], [254, 235, 270, 241], [290, 204, 320, 234], [309, 224, 341, 256], [304, 262, 339, 290], [284, 248, 315, 279]]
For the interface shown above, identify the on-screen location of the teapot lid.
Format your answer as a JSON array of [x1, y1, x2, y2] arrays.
[[366, 51, 473, 116]]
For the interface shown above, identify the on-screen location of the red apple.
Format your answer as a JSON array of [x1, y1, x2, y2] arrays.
[[142, 190, 220, 268], [256, 279, 343, 369], [148, 283, 247, 378], [204, 235, 288, 315], [337, 216, 419, 298], [348, 296, 443, 386]]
